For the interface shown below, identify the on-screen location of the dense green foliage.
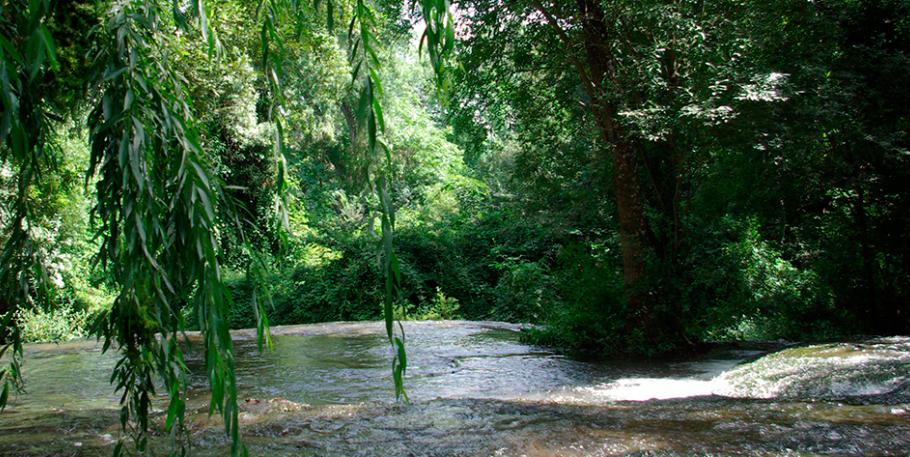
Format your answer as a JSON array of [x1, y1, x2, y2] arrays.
[[442, 0, 910, 353], [1, 0, 909, 454], [0, 0, 453, 454]]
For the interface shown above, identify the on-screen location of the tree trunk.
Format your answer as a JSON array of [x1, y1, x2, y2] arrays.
[[576, 0, 651, 323]]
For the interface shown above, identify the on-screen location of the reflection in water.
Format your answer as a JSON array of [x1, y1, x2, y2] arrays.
[[1, 321, 908, 456]]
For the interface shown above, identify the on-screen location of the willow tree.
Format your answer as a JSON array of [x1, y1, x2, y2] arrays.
[[0, 0, 453, 455]]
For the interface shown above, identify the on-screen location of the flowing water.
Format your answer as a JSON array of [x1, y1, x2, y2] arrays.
[[1, 321, 908, 456]]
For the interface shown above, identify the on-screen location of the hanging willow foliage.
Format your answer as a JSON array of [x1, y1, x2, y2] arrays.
[[86, 1, 246, 454], [416, 0, 456, 91], [0, 0, 61, 414], [349, 0, 408, 400], [0, 0, 454, 454]]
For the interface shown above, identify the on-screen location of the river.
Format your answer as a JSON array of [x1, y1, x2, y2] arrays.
[[1, 321, 908, 456]]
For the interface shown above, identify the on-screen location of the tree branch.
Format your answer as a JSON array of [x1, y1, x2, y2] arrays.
[[531, 0, 598, 102]]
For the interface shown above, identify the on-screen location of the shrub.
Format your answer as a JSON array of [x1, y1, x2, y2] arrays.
[[402, 287, 461, 320], [492, 259, 552, 323], [685, 217, 838, 341], [17, 306, 91, 343]]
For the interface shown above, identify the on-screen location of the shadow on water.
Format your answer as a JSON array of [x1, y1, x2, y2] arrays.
[[1, 321, 908, 456]]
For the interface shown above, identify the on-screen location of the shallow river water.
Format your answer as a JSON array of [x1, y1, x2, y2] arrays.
[[1, 321, 908, 456]]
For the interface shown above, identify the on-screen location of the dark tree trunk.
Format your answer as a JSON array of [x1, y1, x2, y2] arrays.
[[575, 0, 651, 324]]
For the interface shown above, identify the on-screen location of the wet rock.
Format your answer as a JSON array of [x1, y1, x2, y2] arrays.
[[718, 337, 910, 399]]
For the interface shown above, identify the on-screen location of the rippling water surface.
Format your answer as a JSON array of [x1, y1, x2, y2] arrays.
[[1, 321, 908, 456]]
